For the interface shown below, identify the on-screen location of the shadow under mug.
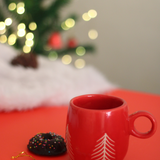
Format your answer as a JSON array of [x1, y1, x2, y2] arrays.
[[65, 94, 157, 160]]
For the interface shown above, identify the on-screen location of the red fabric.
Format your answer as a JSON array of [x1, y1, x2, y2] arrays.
[[0, 89, 160, 160]]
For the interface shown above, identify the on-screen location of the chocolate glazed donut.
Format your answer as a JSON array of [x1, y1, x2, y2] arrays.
[[27, 132, 67, 156]]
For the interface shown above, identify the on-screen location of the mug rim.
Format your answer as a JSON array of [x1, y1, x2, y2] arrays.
[[70, 94, 127, 111]]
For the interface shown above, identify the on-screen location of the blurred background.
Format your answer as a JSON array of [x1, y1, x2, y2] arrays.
[[0, 0, 160, 95], [62, 0, 160, 94]]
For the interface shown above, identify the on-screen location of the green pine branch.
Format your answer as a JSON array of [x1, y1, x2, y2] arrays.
[[36, 44, 95, 57]]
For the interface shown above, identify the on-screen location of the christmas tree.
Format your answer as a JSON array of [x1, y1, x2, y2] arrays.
[[0, 0, 95, 68]]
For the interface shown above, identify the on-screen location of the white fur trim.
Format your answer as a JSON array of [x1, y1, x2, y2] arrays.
[[0, 44, 116, 111]]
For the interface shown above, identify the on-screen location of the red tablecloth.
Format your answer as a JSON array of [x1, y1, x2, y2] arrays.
[[1, 89, 160, 160]]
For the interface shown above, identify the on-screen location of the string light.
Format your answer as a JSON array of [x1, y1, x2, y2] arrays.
[[0, 35, 7, 43], [62, 55, 72, 65], [0, 28, 6, 34], [65, 18, 75, 28], [8, 34, 17, 45], [17, 2, 25, 14], [26, 32, 34, 40], [0, 22, 5, 30], [75, 59, 85, 69], [88, 29, 98, 40], [17, 23, 26, 37], [17, 23, 26, 30], [82, 13, 91, 21], [43, 45, 51, 51], [23, 45, 31, 53], [25, 39, 34, 47], [76, 46, 86, 56], [82, 9, 97, 21], [5, 18, 12, 26], [61, 22, 69, 30], [29, 22, 37, 31], [8, 3, 16, 11], [88, 9, 97, 18], [5, 3, 98, 69], [17, 6, 25, 14], [17, 29, 26, 37], [48, 51, 58, 61], [17, 2, 25, 8]]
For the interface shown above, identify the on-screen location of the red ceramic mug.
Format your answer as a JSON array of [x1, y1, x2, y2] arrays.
[[65, 94, 157, 160]]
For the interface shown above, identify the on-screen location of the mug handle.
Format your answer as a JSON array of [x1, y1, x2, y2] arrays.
[[129, 111, 157, 138]]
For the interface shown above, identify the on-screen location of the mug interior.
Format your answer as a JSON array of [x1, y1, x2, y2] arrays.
[[71, 95, 124, 110]]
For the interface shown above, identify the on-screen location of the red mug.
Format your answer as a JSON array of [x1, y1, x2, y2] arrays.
[[65, 94, 157, 160]]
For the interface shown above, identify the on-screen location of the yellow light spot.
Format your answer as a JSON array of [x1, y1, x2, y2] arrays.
[[8, 3, 16, 11], [65, 18, 75, 28], [17, 7, 25, 14], [88, 29, 98, 40], [5, 18, 12, 26], [17, 23, 26, 30], [0, 35, 7, 43], [62, 55, 72, 65], [0, 22, 5, 31], [61, 22, 69, 30], [25, 40, 34, 47], [48, 51, 58, 61], [82, 13, 91, 21], [8, 34, 17, 45], [75, 59, 85, 69], [23, 45, 31, 53], [29, 22, 37, 31], [17, 2, 25, 8], [17, 29, 26, 37], [26, 32, 34, 40], [88, 9, 97, 18], [76, 46, 86, 56], [43, 45, 51, 51], [17, 2, 25, 14], [0, 28, 6, 34]]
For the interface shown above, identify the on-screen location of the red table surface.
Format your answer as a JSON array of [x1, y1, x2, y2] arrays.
[[0, 89, 160, 160]]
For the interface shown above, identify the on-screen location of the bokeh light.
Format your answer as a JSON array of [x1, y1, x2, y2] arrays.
[[43, 45, 52, 51], [5, 18, 12, 26], [17, 29, 26, 37], [29, 22, 37, 31], [62, 55, 72, 65], [0, 22, 5, 30], [48, 51, 58, 61], [8, 3, 16, 11], [23, 45, 31, 53], [17, 23, 26, 37], [25, 40, 34, 47], [65, 18, 75, 28], [8, 34, 17, 45], [17, 2, 25, 14], [17, 2, 25, 8], [61, 22, 69, 30], [0, 28, 6, 34], [88, 29, 98, 40], [88, 9, 97, 18], [17, 23, 26, 30], [0, 35, 7, 43], [26, 32, 34, 40], [76, 46, 86, 56], [75, 59, 85, 69], [82, 13, 91, 21]]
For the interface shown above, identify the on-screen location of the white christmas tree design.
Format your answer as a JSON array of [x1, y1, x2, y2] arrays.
[[91, 133, 116, 160], [66, 125, 74, 160]]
